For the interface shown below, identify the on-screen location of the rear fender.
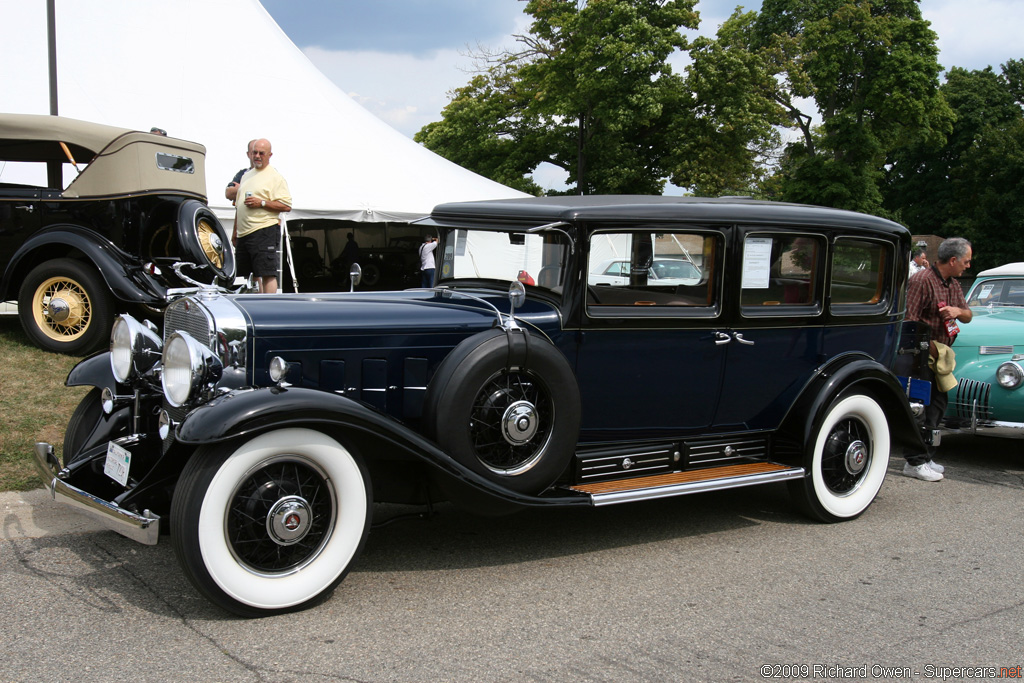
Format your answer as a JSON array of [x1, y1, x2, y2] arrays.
[[775, 355, 926, 464], [4, 226, 163, 304]]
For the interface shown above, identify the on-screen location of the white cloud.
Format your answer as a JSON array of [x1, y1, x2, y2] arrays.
[[304, 46, 479, 137], [923, 0, 1023, 72]]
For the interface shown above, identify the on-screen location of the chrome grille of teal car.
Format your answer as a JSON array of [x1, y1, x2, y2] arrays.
[[950, 378, 992, 419]]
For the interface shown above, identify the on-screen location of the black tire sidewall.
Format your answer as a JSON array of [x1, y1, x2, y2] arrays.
[[427, 329, 580, 494], [176, 199, 235, 281]]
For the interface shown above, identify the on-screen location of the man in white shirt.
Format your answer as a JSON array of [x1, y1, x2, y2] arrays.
[[909, 247, 928, 277], [419, 235, 438, 287]]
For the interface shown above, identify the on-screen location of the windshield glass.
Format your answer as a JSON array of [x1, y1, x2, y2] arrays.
[[968, 278, 1024, 307], [437, 228, 569, 293]]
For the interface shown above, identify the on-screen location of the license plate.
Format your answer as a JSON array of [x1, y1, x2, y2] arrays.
[[104, 441, 131, 486]]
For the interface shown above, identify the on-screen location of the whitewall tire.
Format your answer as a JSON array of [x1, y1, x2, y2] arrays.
[[171, 428, 371, 616]]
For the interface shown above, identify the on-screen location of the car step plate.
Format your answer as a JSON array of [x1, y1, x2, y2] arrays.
[[569, 462, 805, 506]]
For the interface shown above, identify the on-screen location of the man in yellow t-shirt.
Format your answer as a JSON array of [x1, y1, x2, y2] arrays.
[[232, 138, 292, 293]]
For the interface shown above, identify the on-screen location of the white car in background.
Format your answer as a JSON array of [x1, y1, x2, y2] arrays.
[[589, 257, 702, 286]]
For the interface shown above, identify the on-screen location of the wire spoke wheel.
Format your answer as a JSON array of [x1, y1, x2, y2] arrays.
[[424, 328, 581, 494], [819, 416, 870, 495], [18, 258, 114, 354], [32, 276, 92, 341], [197, 216, 227, 269], [470, 370, 553, 475], [227, 456, 336, 574]]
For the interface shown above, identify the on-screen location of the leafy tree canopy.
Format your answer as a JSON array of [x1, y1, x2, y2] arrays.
[[416, 0, 699, 195]]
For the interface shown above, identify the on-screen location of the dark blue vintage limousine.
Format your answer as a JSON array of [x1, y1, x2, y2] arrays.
[[33, 196, 929, 616]]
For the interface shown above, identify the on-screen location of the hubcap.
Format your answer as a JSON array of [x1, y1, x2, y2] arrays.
[[267, 495, 312, 545], [845, 440, 868, 475], [46, 296, 71, 322], [45, 287, 86, 326], [502, 400, 538, 445]]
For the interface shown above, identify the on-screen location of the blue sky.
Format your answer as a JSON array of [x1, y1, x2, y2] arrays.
[[260, 0, 1022, 141]]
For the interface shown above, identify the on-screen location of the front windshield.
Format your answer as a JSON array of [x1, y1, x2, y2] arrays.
[[436, 228, 569, 292], [968, 278, 1024, 307]]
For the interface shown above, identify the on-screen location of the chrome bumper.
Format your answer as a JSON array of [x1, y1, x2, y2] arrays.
[[945, 420, 1024, 439], [32, 442, 160, 545]]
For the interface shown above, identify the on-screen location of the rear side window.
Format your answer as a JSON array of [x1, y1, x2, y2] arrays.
[[830, 238, 891, 313], [741, 233, 824, 314]]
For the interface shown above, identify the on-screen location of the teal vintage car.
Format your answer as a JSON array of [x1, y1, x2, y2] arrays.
[[944, 263, 1024, 438]]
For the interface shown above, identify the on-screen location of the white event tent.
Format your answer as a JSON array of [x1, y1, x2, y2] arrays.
[[0, 0, 526, 225]]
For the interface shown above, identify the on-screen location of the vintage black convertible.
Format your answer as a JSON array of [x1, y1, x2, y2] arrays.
[[33, 196, 930, 616], [0, 113, 234, 354]]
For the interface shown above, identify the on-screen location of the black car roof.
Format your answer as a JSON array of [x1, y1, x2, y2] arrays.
[[424, 195, 908, 236]]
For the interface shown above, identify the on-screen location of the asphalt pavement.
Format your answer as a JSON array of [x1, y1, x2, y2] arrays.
[[2, 433, 1022, 683]]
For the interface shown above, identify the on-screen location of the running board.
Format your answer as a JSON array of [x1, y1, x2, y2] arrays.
[[568, 462, 806, 506]]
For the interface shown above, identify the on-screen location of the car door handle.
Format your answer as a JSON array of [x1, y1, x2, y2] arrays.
[[714, 331, 731, 345], [733, 332, 755, 345], [15, 205, 35, 212]]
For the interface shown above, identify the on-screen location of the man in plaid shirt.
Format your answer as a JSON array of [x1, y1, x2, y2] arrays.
[[904, 237, 973, 481]]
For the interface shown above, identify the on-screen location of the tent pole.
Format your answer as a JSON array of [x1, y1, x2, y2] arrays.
[[281, 219, 299, 292], [46, 0, 62, 188]]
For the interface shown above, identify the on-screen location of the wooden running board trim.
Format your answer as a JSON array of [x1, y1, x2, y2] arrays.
[[568, 462, 806, 506]]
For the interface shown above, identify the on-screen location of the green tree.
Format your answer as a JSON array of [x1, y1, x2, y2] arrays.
[[884, 65, 1022, 243], [936, 62, 1024, 271], [416, 0, 698, 195], [752, 0, 954, 214], [666, 10, 789, 196]]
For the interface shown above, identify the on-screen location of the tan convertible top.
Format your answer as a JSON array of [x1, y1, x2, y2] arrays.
[[0, 113, 209, 200]]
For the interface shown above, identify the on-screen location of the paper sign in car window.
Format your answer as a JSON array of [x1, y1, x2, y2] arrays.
[[742, 237, 773, 289]]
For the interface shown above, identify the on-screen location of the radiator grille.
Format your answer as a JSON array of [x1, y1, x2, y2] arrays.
[[950, 378, 992, 419], [161, 300, 214, 452], [163, 299, 215, 347]]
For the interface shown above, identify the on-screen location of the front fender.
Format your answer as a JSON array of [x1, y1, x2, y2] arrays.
[[5, 225, 164, 304], [67, 351, 121, 389], [174, 386, 587, 509], [776, 355, 926, 463]]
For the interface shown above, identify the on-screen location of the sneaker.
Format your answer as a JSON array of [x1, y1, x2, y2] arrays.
[[927, 460, 945, 474], [904, 462, 943, 481]]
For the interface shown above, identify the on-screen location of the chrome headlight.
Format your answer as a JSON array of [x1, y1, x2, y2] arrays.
[[268, 356, 291, 383], [161, 331, 223, 407], [996, 361, 1024, 389], [110, 314, 162, 382]]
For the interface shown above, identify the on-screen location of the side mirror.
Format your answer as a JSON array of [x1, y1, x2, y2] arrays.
[[509, 280, 526, 310], [349, 263, 362, 292]]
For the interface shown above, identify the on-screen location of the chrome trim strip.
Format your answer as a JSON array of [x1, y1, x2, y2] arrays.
[[588, 467, 806, 506], [980, 345, 1014, 355], [32, 443, 160, 545]]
